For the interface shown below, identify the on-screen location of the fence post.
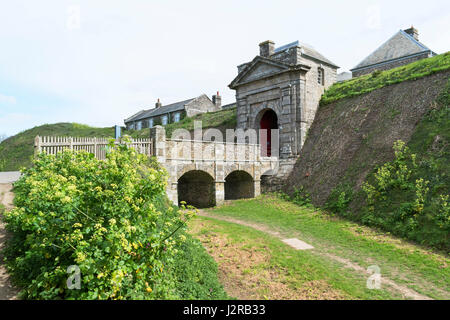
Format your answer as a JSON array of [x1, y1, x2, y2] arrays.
[[34, 136, 41, 157], [93, 137, 97, 158], [69, 137, 73, 151]]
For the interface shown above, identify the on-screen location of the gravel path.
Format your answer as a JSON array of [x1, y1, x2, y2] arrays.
[[0, 172, 21, 184], [0, 183, 19, 300], [197, 210, 433, 300]]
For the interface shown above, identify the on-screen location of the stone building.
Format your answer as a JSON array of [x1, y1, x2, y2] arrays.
[[124, 93, 221, 130], [351, 26, 436, 77], [229, 40, 338, 170]]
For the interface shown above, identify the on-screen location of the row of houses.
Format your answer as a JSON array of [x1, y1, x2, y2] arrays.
[[124, 26, 436, 130]]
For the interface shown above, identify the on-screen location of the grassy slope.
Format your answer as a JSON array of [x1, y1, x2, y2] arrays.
[[129, 107, 237, 139], [321, 52, 450, 105], [200, 195, 449, 299], [285, 52, 450, 250], [0, 108, 237, 171], [0, 123, 116, 171], [357, 78, 450, 248]]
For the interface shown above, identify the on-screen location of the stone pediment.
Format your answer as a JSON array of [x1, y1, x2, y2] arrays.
[[229, 56, 292, 89]]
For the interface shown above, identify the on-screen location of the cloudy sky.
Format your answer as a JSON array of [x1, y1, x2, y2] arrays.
[[0, 0, 449, 137]]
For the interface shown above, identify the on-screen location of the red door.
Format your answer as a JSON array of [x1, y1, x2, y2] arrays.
[[259, 110, 278, 157]]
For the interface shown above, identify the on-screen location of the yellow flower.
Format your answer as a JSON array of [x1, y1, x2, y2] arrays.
[[146, 287, 152, 293]]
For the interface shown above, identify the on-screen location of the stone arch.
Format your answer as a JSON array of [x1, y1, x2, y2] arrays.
[[176, 164, 215, 181], [223, 165, 254, 181], [254, 108, 279, 157], [224, 170, 255, 200], [178, 170, 216, 208]]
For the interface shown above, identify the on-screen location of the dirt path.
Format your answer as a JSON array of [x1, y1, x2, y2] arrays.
[[197, 210, 433, 300], [0, 183, 19, 300]]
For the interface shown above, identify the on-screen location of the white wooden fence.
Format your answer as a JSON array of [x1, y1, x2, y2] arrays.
[[34, 136, 153, 160]]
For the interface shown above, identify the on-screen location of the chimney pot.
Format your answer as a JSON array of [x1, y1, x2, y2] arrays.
[[404, 26, 419, 41], [259, 40, 275, 57], [212, 91, 222, 108]]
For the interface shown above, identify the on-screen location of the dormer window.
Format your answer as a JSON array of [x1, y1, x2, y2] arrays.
[[318, 67, 324, 85]]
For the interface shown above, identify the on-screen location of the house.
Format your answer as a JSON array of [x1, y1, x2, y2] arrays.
[[125, 93, 221, 130], [337, 71, 352, 82], [229, 40, 339, 160], [351, 26, 436, 77]]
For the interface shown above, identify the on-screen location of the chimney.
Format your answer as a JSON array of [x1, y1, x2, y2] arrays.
[[212, 91, 222, 108], [155, 98, 162, 108], [259, 40, 275, 57], [404, 26, 419, 41]]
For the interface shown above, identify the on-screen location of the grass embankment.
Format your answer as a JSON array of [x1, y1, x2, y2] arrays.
[[0, 123, 116, 171], [130, 107, 237, 139], [192, 195, 449, 300], [0, 108, 237, 171], [321, 52, 450, 105]]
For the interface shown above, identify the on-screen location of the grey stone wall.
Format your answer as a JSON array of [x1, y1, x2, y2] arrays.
[[231, 44, 337, 160]]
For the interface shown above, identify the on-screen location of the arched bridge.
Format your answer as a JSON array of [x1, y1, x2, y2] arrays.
[[34, 128, 279, 208], [150, 126, 278, 207]]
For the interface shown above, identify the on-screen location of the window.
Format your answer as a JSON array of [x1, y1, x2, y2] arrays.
[[173, 112, 181, 123], [318, 67, 324, 85], [136, 121, 142, 130], [161, 115, 168, 125], [149, 118, 154, 128]]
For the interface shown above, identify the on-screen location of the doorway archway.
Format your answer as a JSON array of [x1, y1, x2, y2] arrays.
[[258, 109, 278, 157]]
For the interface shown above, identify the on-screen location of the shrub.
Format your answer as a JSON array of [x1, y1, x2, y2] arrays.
[[170, 235, 229, 300], [325, 184, 354, 215], [3, 139, 196, 299], [360, 140, 449, 249]]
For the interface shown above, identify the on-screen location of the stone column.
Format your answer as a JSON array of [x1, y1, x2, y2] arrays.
[[254, 179, 261, 197], [215, 181, 225, 206], [150, 125, 166, 162], [166, 181, 178, 205]]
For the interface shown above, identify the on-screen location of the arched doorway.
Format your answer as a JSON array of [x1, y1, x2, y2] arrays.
[[225, 171, 254, 200], [178, 170, 215, 208], [258, 109, 278, 157]]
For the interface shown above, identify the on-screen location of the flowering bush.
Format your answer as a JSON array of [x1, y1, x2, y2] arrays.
[[361, 140, 449, 249], [3, 139, 196, 299]]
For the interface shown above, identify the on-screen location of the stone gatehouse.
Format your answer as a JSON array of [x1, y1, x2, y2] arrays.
[[229, 40, 338, 163]]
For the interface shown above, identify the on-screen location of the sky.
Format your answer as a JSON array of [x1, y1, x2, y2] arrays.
[[0, 0, 449, 137]]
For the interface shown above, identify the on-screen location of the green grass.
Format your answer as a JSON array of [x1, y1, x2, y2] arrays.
[[321, 52, 450, 105], [0, 108, 237, 172], [129, 107, 237, 139], [170, 234, 230, 299], [204, 195, 449, 299], [0, 123, 117, 171], [192, 215, 397, 299]]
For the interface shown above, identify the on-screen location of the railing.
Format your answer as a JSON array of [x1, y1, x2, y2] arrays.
[[34, 136, 153, 160]]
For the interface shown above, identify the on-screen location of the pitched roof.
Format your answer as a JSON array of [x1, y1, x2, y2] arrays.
[[272, 40, 338, 68], [351, 30, 436, 71], [126, 97, 197, 123], [229, 55, 310, 89]]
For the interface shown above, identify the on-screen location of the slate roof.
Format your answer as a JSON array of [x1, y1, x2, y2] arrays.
[[273, 40, 339, 68], [351, 30, 436, 71], [126, 97, 197, 123]]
